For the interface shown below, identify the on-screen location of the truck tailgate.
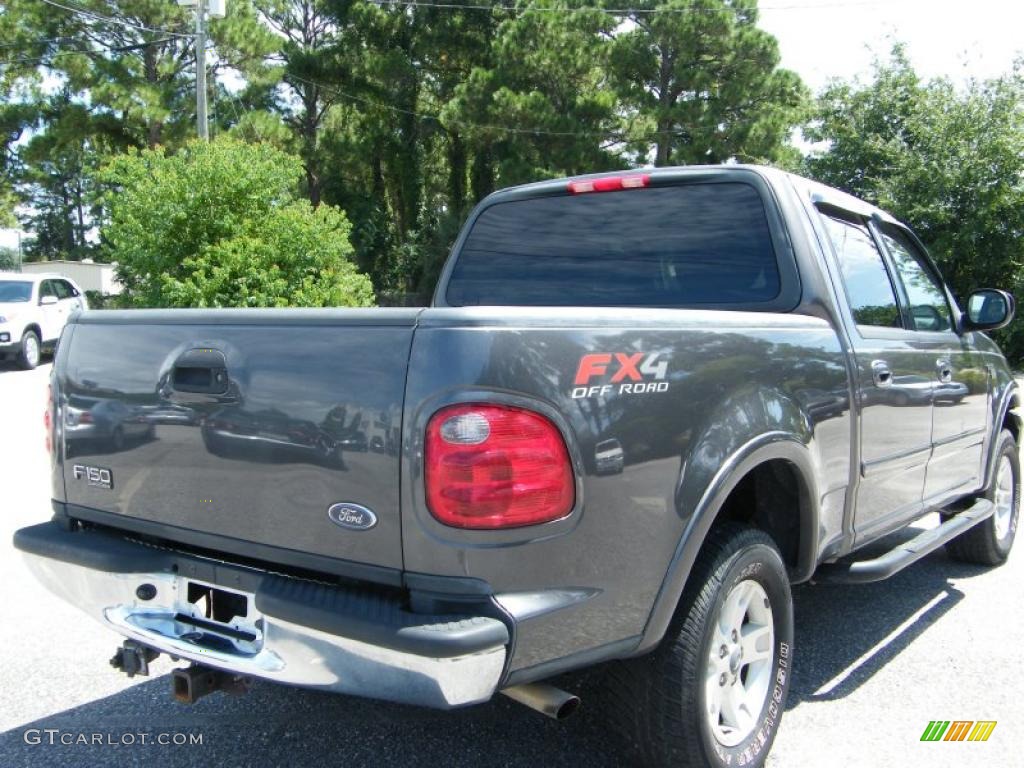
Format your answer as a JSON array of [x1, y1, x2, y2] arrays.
[[57, 309, 419, 573]]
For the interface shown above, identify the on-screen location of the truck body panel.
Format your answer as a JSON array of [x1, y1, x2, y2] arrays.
[[400, 307, 849, 674], [58, 309, 420, 573]]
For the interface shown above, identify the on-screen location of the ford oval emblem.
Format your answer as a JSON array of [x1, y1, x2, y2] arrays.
[[327, 503, 378, 531]]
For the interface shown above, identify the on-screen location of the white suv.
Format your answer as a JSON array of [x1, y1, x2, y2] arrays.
[[0, 273, 88, 369]]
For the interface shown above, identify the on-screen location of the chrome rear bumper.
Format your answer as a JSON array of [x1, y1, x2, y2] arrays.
[[16, 522, 508, 709]]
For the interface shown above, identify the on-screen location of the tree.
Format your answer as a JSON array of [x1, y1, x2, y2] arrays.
[[99, 137, 374, 308], [2, 0, 277, 260], [17, 95, 104, 261], [0, 246, 19, 271], [3, 0, 814, 301], [609, 0, 806, 166], [444, 3, 620, 187], [251, 0, 364, 207], [805, 47, 1024, 359]]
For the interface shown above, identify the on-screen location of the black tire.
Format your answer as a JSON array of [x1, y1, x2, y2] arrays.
[[945, 430, 1019, 565], [606, 524, 793, 768], [17, 330, 41, 370], [110, 427, 125, 452]]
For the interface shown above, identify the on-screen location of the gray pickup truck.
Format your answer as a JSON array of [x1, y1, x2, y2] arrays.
[[15, 166, 1020, 767]]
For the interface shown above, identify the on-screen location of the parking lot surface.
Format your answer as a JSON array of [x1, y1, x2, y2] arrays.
[[1, 362, 1020, 767]]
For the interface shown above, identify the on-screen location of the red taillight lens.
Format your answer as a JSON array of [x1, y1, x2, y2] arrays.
[[567, 173, 650, 195], [425, 404, 575, 529], [44, 385, 53, 455]]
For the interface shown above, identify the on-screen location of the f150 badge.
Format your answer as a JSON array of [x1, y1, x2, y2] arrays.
[[327, 503, 378, 531], [72, 464, 113, 490], [572, 352, 669, 399]]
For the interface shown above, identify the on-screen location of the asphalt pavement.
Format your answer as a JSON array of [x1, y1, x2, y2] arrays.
[[1, 361, 1020, 767]]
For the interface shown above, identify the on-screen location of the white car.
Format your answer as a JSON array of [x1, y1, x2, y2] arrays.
[[0, 273, 88, 369]]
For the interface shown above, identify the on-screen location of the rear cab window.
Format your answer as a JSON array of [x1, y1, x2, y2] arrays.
[[443, 179, 798, 310]]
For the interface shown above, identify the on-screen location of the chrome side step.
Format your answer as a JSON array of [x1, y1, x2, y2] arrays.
[[813, 498, 994, 584]]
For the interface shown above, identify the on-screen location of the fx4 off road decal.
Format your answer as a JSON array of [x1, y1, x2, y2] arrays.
[[571, 352, 669, 399]]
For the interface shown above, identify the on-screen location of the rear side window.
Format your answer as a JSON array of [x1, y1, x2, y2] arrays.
[[822, 214, 902, 329], [445, 183, 781, 307]]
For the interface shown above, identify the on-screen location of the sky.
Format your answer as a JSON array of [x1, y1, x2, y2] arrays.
[[3, 0, 1023, 251], [759, 0, 1023, 91]]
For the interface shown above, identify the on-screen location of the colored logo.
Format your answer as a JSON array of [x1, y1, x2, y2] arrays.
[[920, 720, 997, 742], [571, 352, 669, 399]]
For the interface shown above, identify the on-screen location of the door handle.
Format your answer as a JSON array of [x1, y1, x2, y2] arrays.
[[170, 348, 230, 395], [936, 358, 952, 384], [871, 360, 892, 388]]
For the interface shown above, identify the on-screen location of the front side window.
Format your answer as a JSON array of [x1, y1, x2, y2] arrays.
[[52, 280, 72, 300], [821, 213, 901, 329], [880, 228, 953, 332]]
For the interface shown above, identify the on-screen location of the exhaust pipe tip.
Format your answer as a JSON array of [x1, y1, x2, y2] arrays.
[[501, 683, 581, 721], [552, 694, 581, 720]]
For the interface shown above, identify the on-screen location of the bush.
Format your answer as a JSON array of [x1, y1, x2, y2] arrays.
[[99, 137, 375, 308], [84, 290, 111, 308]]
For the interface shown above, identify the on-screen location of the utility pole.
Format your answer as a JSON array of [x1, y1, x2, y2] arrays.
[[180, 0, 225, 139], [195, 0, 208, 140]]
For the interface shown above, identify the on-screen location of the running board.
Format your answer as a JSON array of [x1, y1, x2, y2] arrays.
[[813, 498, 994, 584]]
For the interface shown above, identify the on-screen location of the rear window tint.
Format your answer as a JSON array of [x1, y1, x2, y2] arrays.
[[446, 183, 781, 307]]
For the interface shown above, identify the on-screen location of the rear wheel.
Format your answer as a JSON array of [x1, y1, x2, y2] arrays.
[[946, 430, 1019, 565], [607, 525, 793, 768], [17, 330, 41, 370]]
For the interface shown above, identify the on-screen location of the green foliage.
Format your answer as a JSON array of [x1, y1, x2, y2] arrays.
[[806, 47, 1024, 360], [99, 137, 374, 308], [0, 246, 19, 271], [83, 289, 111, 308], [609, 0, 807, 166], [4, 0, 810, 298]]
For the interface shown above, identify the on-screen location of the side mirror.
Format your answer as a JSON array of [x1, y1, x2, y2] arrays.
[[963, 289, 1015, 332], [39, 295, 58, 306]]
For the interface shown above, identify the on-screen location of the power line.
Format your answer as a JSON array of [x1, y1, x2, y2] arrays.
[[0, 35, 174, 68], [1, 47, 141, 67], [365, 0, 735, 11], [364, 0, 1006, 12], [0, 37, 79, 51], [286, 71, 674, 141], [38, 0, 194, 39]]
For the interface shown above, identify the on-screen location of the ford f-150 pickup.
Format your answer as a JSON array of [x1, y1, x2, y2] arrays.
[[14, 166, 1020, 767]]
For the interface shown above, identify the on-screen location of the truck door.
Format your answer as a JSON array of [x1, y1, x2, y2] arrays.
[[876, 225, 988, 503], [37, 279, 62, 342], [818, 211, 935, 543]]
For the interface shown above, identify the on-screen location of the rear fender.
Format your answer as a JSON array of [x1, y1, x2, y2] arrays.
[[633, 388, 821, 655]]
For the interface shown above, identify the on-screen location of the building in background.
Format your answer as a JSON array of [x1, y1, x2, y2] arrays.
[[18, 260, 122, 295]]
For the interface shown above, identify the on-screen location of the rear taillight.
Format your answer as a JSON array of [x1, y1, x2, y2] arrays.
[[44, 384, 53, 455], [425, 404, 575, 529], [567, 173, 650, 195]]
